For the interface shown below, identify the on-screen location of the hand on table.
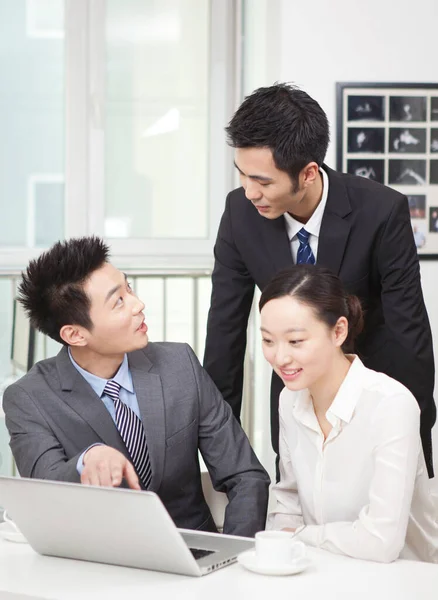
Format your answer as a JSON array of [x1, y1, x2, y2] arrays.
[[81, 445, 140, 490]]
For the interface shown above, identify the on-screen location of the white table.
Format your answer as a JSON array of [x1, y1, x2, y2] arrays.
[[0, 539, 437, 600]]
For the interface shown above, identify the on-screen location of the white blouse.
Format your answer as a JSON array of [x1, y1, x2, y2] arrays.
[[267, 356, 438, 563]]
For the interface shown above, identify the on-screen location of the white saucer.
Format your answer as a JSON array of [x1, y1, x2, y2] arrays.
[[0, 521, 28, 544], [237, 549, 310, 576]]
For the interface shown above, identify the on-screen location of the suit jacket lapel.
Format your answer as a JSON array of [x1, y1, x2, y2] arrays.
[[56, 347, 129, 457], [317, 166, 352, 275], [128, 349, 165, 492]]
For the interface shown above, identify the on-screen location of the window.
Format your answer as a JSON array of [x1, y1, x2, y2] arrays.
[[0, 0, 65, 254], [104, 0, 210, 241], [0, 0, 237, 268]]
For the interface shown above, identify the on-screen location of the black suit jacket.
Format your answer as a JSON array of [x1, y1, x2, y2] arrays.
[[204, 165, 436, 476]]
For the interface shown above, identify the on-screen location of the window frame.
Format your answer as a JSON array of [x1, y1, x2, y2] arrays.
[[0, 0, 239, 269]]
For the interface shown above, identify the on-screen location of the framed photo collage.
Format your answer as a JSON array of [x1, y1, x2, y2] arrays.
[[336, 82, 438, 258]]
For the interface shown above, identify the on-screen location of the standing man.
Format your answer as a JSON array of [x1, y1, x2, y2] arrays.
[[4, 237, 269, 536], [203, 83, 436, 477]]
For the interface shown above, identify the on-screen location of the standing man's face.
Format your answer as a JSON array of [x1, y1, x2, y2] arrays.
[[80, 263, 149, 357], [234, 147, 320, 221]]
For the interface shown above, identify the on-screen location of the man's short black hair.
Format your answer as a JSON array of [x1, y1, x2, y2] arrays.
[[18, 236, 110, 345], [226, 82, 330, 181]]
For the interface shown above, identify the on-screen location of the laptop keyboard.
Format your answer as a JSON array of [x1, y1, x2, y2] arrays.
[[189, 547, 216, 560]]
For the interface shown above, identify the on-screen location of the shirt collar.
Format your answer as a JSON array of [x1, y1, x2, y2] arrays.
[[284, 167, 329, 241], [292, 355, 366, 426], [326, 355, 365, 424], [68, 349, 133, 397], [291, 388, 314, 429]]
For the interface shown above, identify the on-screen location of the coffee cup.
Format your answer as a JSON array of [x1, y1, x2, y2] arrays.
[[255, 530, 306, 566]]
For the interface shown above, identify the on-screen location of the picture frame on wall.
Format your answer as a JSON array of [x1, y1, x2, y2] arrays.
[[336, 82, 438, 259]]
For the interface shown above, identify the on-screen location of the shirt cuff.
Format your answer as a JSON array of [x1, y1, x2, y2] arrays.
[[76, 444, 103, 475], [295, 524, 325, 547]]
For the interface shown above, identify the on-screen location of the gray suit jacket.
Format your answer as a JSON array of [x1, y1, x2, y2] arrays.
[[3, 342, 270, 537]]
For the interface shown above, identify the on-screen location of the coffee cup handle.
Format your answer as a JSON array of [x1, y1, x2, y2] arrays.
[[3, 511, 21, 534], [291, 540, 307, 559]]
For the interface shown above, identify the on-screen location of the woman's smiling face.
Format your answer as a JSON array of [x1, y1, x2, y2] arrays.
[[260, 295, 346, 392]]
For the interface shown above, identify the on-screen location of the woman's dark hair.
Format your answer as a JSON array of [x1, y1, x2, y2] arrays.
[[18, 236, 110, 345], [226, 82, 330, 183], [259, 264, 364, 352]]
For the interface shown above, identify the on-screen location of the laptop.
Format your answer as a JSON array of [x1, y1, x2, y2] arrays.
[[0, 476, 255, 576]]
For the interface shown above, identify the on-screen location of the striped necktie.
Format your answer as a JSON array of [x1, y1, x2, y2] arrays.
[[296, 227, 316, 265], [103, 380, 152, 489]]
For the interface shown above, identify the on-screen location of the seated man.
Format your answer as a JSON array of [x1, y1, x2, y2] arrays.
[[3, 236, 269, 537]]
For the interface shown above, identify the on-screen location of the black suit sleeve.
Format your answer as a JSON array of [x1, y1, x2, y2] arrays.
[[203, 193, 255, 421], [376, 195, 435, 470]]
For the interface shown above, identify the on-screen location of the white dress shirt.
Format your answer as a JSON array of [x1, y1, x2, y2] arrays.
[[283, 167, 329, 262], [267, 356, 438, 563]]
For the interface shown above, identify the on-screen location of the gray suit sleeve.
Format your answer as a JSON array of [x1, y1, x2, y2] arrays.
[[185, 345, 270, 537], [3, 383, 81, 483]]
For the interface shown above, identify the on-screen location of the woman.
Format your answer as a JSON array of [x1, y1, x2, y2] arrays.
[[261, 264, 438, 563]]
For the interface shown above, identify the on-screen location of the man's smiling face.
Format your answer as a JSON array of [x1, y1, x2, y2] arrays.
[[234, 147, 323, 221], [80, 263, 149, 356], [234, 147, 307, 219]]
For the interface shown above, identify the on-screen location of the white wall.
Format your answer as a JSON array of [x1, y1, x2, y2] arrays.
[[244, 0, 438, 486], [277, 0, 438, 169]]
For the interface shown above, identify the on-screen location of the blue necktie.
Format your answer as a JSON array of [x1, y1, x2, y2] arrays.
[[103, 380, 152, 489], [296, 228, 315, 265]]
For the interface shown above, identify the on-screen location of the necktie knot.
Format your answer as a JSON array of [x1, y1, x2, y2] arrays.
[[296, 227, 316, 265], [103, 380, 121, 403], [297, 227, 311, 244]]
